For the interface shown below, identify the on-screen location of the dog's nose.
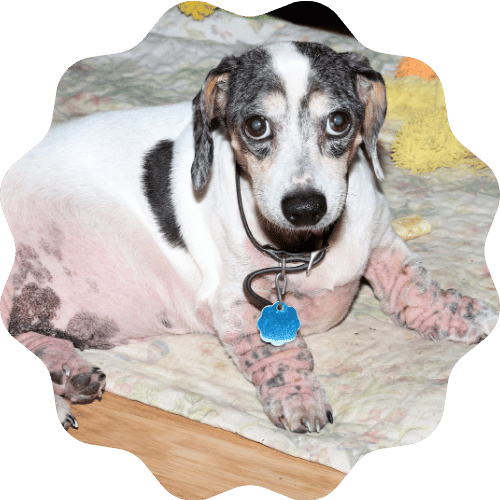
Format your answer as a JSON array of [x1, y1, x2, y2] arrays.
[[281, 190, 327, 226]]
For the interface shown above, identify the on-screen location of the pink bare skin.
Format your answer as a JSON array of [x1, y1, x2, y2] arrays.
[[215, 299, 333, 433], [4, 208, 211, 344], [364, 244, 497, 344], [1, 205, 215, 428]]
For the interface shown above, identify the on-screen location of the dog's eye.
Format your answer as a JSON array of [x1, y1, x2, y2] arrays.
[[326, 112, 351, 136], [245, 116, 271, 139]]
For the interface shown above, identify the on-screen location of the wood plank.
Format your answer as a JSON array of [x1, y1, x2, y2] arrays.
[[69, 392, 346, 500]]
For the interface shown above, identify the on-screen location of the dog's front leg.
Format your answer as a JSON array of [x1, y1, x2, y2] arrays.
[[364, 237, 498, 343], [214, 297, 333, 433]]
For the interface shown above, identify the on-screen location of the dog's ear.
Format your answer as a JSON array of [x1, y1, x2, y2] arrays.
[[191, 56, 237, 190], [345, 52, 387, 180]]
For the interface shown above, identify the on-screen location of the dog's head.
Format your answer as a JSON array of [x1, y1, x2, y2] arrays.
[[191, 42, 386, 234]]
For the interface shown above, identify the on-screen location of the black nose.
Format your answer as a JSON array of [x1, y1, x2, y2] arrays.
[[281, 190, 327, 227]]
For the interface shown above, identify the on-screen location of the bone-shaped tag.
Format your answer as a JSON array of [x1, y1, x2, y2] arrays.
[[257, 302, 300, 346]]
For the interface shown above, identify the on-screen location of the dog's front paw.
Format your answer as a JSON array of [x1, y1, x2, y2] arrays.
[[417, 292, 498, 344], [260, 371, 333, 433], [458, 299, 498, 344]]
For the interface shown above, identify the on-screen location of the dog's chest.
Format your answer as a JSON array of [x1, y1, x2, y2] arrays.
[[285, 278, 360, 335], [228, 211, 373, 333], [242, 245, 361, 335]]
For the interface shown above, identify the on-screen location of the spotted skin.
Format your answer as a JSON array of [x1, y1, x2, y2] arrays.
[[364, 245, 498, 344], [0, 212, 207, 429], [219, 301, 332, 433]]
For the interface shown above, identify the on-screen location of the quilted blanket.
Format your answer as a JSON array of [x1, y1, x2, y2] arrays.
[[48, 6, 498, 473]]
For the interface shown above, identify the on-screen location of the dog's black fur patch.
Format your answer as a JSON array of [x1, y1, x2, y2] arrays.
[[293, 42, 366, 157], [293, 42, 385, 159], [7, 283, 102, 350], [191, 55, 241, 190], [225, 48, 283, 161], [8, 282, 61, 337], [143, 140, 186, 249]]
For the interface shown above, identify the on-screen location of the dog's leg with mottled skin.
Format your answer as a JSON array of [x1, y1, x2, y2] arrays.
[[1, 278, 106, 429], [216, 298, 332, 433], [364, 238, 498, 343]]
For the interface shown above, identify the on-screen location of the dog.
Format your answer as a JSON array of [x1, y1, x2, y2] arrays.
[[1, 42, 497, 433]]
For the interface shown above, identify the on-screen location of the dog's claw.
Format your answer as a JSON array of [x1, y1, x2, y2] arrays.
[[327, 410, 333, 424], [264, 377, 332, 433], [278, 417, 288, 431], [64, 414, 78, 429], [63, 363, 71, 377]]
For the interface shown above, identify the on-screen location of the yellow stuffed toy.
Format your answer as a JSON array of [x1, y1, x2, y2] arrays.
[[388, 57, 489, 175]]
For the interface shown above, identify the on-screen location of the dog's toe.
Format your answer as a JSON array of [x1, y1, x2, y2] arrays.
[[55, 395, 78, 430], [63, 413, 79, 430], [326, 409, 334, 424], [263, 379, 333, 433]]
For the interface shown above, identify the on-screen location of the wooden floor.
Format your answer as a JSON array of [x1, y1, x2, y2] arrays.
[[68, 392, 346, 500]]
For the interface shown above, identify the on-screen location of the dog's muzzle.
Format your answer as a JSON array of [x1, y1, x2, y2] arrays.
[[281, 189, 327, 227]]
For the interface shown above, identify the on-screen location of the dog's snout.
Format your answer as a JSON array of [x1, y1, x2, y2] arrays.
[[281, 190, 327, 227]]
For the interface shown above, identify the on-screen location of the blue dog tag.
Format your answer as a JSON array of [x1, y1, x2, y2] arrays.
[[257, 302, 300, 346]]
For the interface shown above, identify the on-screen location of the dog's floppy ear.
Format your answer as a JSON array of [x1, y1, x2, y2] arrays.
[[346, 52, 387, 180], [191, 56, 237, 190]]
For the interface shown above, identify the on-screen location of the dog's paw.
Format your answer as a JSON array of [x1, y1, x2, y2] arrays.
[[260, 371, 333, 433], [50, 362, 106, 404], [26, 334, 106, 403], [55, 394, 78, 430], [418, 292, 499, 344], [458, 299, 498, 344]]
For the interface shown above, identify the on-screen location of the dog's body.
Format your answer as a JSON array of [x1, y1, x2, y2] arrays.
[[1, 42, 496, 433]]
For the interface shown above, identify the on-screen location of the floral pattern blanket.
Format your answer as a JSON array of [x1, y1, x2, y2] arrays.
[[54, 6, 499, 473]]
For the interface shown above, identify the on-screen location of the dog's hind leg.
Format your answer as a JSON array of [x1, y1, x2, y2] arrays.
[[1, 278, 106, 429], [217, 300, 333, 433], [10, 332, 106, 429], [364, 237, 498, 343]]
